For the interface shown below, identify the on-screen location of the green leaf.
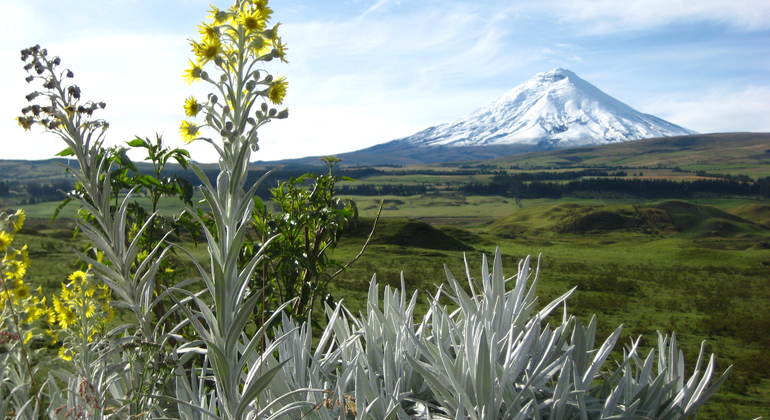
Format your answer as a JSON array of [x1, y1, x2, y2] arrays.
[[126, 137, 148, 147], [55, 147, 74, 156]]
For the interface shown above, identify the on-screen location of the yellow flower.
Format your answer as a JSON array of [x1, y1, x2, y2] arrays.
[[273, 37, 288, 63], [163, 267, 175, 274], [179, 120, 201, 143], [58, 307, 76, 330], [208, 5, 230, 24], [25, 304, 47, 323], [12, 210, 26, 233], [250, 36, 271, 56], [184, 96, 202, 117], [4, 259, 27, 281], [0, 231, 12, 251], [252, 0, 273, 21], [85, 303, 96, 318], [198, 22, 220, 41], [237, 7, 266, 33], [13, 284, 29, 300], [192, 37, 223, 65], [58, 347, 72, 361], [67, 270, 88, 284], [183, 60, 204, 84], [24, 331, 33, 344], [264, 23, 281, 41], [267, 77, 288, 104], [52, 296, 65, 315]]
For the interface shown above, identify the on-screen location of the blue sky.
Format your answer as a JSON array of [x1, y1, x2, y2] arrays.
[[2, 0, 769, 162]]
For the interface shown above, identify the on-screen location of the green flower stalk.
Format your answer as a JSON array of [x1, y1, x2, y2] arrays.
[[171, 0, 299, 418]]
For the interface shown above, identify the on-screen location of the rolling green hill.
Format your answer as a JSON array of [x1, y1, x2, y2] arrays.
[[489, 200, 770, 241], [483, 132, 770, 177]]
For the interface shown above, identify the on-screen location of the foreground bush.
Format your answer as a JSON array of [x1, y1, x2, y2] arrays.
[[3, 0, 728, 418]]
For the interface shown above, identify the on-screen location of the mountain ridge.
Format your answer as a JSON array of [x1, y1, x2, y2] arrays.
[[398, 68, 694, 148]]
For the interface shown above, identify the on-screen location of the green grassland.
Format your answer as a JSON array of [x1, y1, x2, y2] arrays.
[[326, 198, 770, 419], [13, 197, 770, 418], [6, 133, 770, 418]]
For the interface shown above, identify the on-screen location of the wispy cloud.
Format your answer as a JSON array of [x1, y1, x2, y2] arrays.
[[644, 86, 770, 133], [538, 0, 770, 33]]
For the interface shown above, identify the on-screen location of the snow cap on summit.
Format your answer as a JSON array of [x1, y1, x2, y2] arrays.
[[397, 69, 695, 148]]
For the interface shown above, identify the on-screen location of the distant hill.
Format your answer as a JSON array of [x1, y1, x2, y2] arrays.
[[483, 132, 770, 177], [489, 201, 770, 241]]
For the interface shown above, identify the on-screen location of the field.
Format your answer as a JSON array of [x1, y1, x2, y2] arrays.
[[4, 133, 770, 418], [327, 196, 770, 419]]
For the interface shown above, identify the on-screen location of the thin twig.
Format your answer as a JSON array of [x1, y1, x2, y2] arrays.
[[328, 199, 384, 282]]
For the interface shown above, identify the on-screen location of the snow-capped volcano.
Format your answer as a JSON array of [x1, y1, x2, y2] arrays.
[[397, 68, 695, 148]]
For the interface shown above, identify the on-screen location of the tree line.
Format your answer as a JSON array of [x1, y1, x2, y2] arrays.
[[462, 177, 770, 198]]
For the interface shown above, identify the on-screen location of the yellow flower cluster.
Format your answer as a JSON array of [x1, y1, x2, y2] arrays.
[[49, 269, 114, 360], [180, 0, 288, 143], [1, 210, 29, 307], [1, 210, 47, 345], [1, 210, 115, 361]]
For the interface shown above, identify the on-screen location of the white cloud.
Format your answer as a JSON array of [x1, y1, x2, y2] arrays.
[[644, 86, 770, 133], [538, 0, 770, 32]]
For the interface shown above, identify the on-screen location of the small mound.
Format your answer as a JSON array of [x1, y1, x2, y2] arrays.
[[649, 201, 769, 238], [439, 226, 486, 245], [344, 218, 473, 251], [383, 220, 473, 251], [730, 204, 770, 227], [557, 210, 645, 234]]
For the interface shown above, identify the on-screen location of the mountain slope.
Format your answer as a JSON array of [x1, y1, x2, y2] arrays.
[[399, 68, 694, 149]]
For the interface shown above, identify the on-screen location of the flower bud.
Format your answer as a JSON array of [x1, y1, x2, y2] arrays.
[[268, 108, 277, 117], [276, 109, 288, 119], [66, 70, 74, 78], [245, 80, 256, 91], [260, 102, 268, 113], [52, 57, 61, 65]]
